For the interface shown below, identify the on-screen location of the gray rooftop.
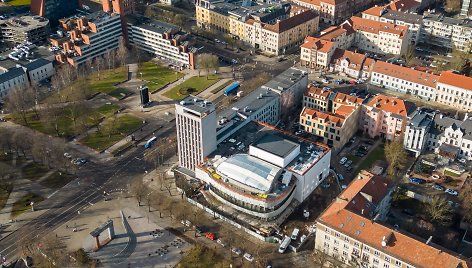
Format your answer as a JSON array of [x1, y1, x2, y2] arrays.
[[178, 95, 216, 114], [252, 133, 299, 157], [129, 16, 180, 34], [431, 114, 472, 141], [0, 67, 25, 84], [23, 58, 52, 71], [408, 109, 435, 128], [423, 13, 472, 28], [382, 10, 422, 25], [263, 67, 306, 93], [0, 15, 49, 31], [0, 46, 54, 71]]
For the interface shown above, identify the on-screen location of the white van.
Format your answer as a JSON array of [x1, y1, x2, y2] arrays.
[[278, 236, 291, 253], [291, 228, 300, 240]]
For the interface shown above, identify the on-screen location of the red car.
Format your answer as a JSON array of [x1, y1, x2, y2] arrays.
[[205, 232, 216, 240], [349, 81, 357, 85]]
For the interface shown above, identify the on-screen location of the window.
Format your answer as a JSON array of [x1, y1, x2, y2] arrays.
[[374, 251, 380, 256], [344, 237, 350, 242], [344, 244, 349, 250], [373, 258, 379, 264], [395, 260, 402, 267], [383, 264, 390, 268], [385, 256, 391, 262]]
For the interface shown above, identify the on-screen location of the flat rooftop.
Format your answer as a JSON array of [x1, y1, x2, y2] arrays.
[[263, 67, 306, 93], [211, 121, 329, 175], [128, 16, 180, 34], [252, 133, 299, 158], [0, 46, 54, 71], [177, 95, 216, 114], [0, 15, 49, 31]]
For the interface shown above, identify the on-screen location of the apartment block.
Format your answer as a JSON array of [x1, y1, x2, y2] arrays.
[[362, 95, 415, 140], [315, 170, 471, 268], [291, 0, 374, 25], [30, 0, 80, 23], [461, 0, 472, 16], [50, 11, 122, 66], [244, 10, 319, 55], [436, 71, 472, 112], [300, 37, 336, 69], [303, 87, 332, 111], [361, 0, 420, 21], [128, 17, 198, 69], [420, 13, 472, 52], [0, 16, 50, 45], [370, 61, 439, 101]]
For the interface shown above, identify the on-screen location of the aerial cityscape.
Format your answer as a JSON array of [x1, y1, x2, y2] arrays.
[[0, 0, 471, 266]]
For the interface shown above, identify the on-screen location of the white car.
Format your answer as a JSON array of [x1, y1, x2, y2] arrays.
[[232, 247, 242, 255], [445, 189, 458, 196], [458, 158, 466, 164], [217, 238, 227, 247], [339, 157, 348, 165], [243, 253, 254, 262], [431, 174, 440, 180], [321, 79, 329, 84], [64, 152, 72, 159]]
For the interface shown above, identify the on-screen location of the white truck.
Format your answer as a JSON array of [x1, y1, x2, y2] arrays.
[[291, 228, 300, 240], [278, 236, 291, 253]]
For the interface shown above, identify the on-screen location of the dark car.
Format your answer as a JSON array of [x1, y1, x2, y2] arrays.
[[196, 226, 206, 234], [365, 140, 375, 145], [409, 177, 426, 184], [355, 151, 365, 157]]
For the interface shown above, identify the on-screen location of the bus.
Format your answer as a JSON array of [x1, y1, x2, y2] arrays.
[[224, 83, 240, 96], [278, 236, 291, 253], [144, 136, 157, 149]]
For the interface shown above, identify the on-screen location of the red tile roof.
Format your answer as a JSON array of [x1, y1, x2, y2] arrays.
[[301, 107, 346, 126], [319, 23, 355, 41], [331, 48, 375, 72], [373, 61, 439, 88], [365, 95, 409, 117], [333, 92, 364, 106], [335, 105, 356, 117], [318, 170, 471, 268], [363, 0, 420, 17], [292, 0, 321, 7], [346, 16, 408, 37], [438, 71, 472, 91], [301, 36, 335, 53], [304, 86, 332, 99], [263, 10, 318, 33]]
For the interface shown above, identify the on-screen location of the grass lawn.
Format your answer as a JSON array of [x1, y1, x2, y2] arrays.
[[139, 62, 183, 91], [22, 162, 50, 181], [178, 246, 229, 268], [80, 114, 144, 151], [355, 143, 386, 173], [0, 184, 13, 211], [4, 0, 30, 6], [95, 103, 120, 117], [108, 88, 132, 99], [89, 67, 128, 95], [39, 171, 74, 189], [346, 155, 361, 165], [163, 75, 219, 100], [11, 193, 44, 218]]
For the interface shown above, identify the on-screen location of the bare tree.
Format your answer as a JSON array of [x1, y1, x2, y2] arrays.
[[5, 86, 35, 126], [129, 179, 149, 206], [163, 177, 175, 196], [116, 37, 128, 68], [384, 139, 407, 179], [426, 196, 454, 226], [460, 179, 472, 224], [94, 56, 105, 80], [196, 53, 217, 78]]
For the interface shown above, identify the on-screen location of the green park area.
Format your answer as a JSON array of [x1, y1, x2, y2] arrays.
[[163, 75, 220, 100], [14, 103, 120, 139], [80, 114, 144, 151], [356, 143, 386, 173], [178, 246, 229, 268], [138, 62, 183, 92], [88, 67, 128, 95]]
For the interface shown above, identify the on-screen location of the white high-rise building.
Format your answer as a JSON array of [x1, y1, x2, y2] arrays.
[[175, 96, 217, 172]]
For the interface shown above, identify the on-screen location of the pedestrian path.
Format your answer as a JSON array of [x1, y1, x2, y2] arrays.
[[198, 78, 232, 99]]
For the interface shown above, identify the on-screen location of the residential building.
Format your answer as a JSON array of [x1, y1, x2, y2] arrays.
[[370, 61, 439, 101], [426, 113, 472, 160], [461, 0, 472, 17], [291, 0, 374, 25], [0, 16, 50, 45], [30, 0, 80, 23], [243, 10, 319, 55], [420, 13, 472, 52], [50, 11, 122, 66], [102, 0, 135, 41], [300, 105, 359, 150], [0, 68, 28, 99], [361, 0, 420, 21], [302, 86, 332, 111], [404, 108, 436, 156], [195, 120, 331, 221], [300, 37, 336, 69], [195, 1, 319, 55], [319, 23, 355, 50], [22, 58, 54, 85], [362, 95, 415, 140], [435, 71, 472, 112], [128, 17, 199, 69], [315, 170, 471, 268], [346, 16, 411, 56], [330, 48, 375, 78], [175, 96, 217, 172]]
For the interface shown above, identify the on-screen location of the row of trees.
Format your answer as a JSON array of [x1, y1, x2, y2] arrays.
[[196, 53, 219, 78], [0, 127, 76, 173]]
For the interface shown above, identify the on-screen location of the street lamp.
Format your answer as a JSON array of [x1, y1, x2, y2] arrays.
[[140, 72, 143, 81]]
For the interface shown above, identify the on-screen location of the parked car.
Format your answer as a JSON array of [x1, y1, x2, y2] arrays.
[[339, 157, 348, 165], [432, 184, 445, 191], [445, 189, 459, 196], [344, 160, 353, 168], [205, 232, 216, 240], [349, 80, 357, 85], [243, 253, 254, 262], [232, 248, 242, 255], [409, 177, 426, 184], [458, 158, 466, 164], [63, 152, 72, 159], [355, 151, 365, 157], [431, 174, 440, 180], [195, 226, 205, 234], [320, 182, 331, 189], [346, 166, 353, 172], [214, 38, 221, 43], [337, 174, 345, 181], [335, 79, 344, 85], [321, 78, 330, 84]]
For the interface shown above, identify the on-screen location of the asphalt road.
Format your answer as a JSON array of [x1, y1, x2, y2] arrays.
[[0, 123, 176, 260]]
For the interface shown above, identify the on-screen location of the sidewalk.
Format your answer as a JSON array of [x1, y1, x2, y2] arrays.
[[197, 77, 232, 99]]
